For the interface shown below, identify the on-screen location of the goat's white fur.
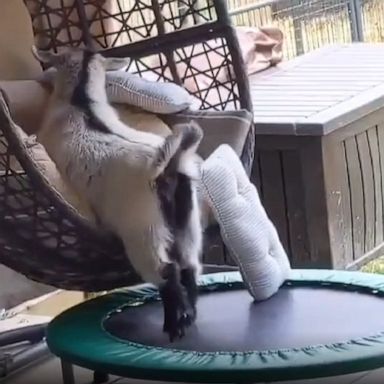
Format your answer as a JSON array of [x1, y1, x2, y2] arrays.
[[34, 47, 203, 285]]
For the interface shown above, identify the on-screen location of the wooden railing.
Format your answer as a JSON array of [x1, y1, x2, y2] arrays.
[[228, 0, 384, 59]]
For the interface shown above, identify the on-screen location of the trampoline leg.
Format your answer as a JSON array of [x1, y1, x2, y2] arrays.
[[93, 371, 109, 383], [61, 359, 75, 384]]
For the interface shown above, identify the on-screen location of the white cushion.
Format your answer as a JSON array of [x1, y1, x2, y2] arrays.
[[106, 71, 194, 114], [200, 144, 291, 300], [38, 68, 194, 114]]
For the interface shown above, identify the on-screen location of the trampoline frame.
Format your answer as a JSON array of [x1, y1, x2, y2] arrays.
[[47, 270, 384, 383]]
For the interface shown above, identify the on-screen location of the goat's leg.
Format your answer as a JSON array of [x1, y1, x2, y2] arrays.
[[176, 225, 202, 325], [180, 266, 198, 321], [159, 262, 192, 341], [173, 170, 203, 324], [171, 167, 202, 325], [121, 236, 190, 340]]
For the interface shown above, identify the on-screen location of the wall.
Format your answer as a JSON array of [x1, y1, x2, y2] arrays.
[[0, 0, 51, 310], [0, 266, 51, 310], [0, 0, 41, 80]]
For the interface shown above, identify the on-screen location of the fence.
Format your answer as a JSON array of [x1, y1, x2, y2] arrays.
[[228, 0, 384, 59]]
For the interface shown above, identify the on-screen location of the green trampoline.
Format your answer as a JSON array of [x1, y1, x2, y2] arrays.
[[47, 270, 384, 383]]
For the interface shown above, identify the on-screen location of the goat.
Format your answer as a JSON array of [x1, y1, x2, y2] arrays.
[[32, 46, 203, 341]]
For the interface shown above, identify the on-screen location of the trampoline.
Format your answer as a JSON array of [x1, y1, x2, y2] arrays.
[[47, 270, 384, 383]]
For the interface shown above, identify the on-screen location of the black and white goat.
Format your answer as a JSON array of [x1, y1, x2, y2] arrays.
[[32, 46, 203, 341]]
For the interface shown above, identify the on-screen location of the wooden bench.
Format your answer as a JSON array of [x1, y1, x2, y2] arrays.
[[250, 43, 384, 270]]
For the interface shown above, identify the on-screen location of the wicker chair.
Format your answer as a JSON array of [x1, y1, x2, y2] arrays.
[[0, 0, 254, 292]]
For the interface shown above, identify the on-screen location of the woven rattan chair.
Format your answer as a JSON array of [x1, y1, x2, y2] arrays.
[[0, 0, 254, 292]]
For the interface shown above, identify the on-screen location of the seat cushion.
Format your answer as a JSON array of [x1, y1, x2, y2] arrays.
[[161, 109, 253, 159]]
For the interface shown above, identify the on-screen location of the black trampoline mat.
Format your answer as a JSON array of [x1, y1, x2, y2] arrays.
[[104, 286, 384, 352]]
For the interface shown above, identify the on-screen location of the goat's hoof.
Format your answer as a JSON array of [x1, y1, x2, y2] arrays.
[[163, 312, 194, 342], [180, 310, 196, 328], [164, 323, 183, 342]]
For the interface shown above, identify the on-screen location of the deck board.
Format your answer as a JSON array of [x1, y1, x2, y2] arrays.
[[250, 44, 384, 136]]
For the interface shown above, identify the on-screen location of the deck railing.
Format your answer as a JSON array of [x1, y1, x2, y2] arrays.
[[228, 0, 384, 59]]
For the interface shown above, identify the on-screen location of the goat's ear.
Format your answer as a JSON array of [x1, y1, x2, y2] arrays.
[[31, 46, 60, 65], [102, 57, 130, 71]]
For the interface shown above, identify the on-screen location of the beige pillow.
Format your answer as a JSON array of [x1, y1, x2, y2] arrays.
[[115, 105, 171, 137], [161, 109, 253, 159]]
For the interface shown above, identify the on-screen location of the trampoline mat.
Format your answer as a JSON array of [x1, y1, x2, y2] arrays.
[[104, 286, 384, 352]]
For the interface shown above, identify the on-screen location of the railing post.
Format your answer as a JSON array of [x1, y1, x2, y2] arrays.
[[271, 0, 304, 56], [348, 0, 364, 42]]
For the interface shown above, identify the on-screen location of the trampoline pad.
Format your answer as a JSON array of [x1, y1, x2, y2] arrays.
[[104, 286, 384, 351], [46, 270, 384, 383]]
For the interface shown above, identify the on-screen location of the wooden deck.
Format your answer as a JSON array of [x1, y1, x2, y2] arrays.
[[250, 43, 384, 136], [2, 356, 384, 383]]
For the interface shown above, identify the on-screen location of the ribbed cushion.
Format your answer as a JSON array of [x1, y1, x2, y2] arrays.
[[200, 144, 291, 300], [39, 68, 194, 114]]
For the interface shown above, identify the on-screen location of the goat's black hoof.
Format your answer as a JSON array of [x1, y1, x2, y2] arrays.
[[163, 311, 195, 342], [159, 262, 198, 342], [164, 322, 183, 342], [181, 309, 196, 328]]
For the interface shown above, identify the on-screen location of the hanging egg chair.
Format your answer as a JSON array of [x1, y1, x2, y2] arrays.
[[0, 0, 254, 291]]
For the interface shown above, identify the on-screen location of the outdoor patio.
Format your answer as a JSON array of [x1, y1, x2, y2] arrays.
[[3, 356, 384, 384], [3, 0, 384, 383]]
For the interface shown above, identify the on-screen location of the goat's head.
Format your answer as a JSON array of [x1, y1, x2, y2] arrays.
[[32, 46, 130, 99]]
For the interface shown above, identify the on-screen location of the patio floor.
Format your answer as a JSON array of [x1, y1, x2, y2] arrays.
[[2, 356, 384, 384]]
